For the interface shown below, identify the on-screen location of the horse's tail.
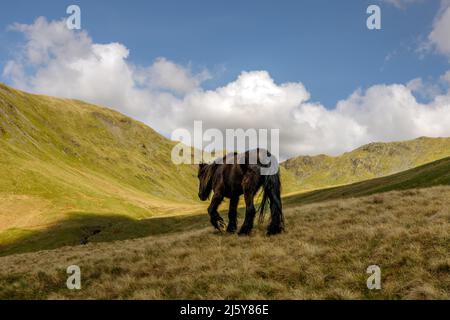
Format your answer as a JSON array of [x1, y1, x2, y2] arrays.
[[259, 170, 284, 235]]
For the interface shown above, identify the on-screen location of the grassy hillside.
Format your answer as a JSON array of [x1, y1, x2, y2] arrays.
[[0, 154, 449, 299], [282, 137, 450, 191], [0, 84, 208, 247], [0, 185, 448, 299], [284, 156, 450, 206], [0, 84, 301, 255]]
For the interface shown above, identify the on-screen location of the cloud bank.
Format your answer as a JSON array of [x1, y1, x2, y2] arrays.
[[3, 17, 450, 159]]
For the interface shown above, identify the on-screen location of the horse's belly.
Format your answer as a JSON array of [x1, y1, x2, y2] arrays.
[[223, 186, 243, 198]]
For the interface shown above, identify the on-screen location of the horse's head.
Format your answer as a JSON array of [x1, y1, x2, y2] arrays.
[[197, 163, 213, 201]]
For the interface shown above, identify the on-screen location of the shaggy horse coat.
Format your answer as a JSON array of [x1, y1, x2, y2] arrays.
[[197, 149, 284, 235]]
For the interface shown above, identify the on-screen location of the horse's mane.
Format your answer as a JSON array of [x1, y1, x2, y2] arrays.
[[201, 161, 219, 185]]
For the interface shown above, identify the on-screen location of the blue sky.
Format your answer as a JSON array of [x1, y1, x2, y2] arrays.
[[0, 0, 446, 107], [0, 0, 449, 157]]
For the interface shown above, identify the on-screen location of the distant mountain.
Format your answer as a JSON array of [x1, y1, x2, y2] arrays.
[[284, 155, 450, 206], [282, 137, 450, 191]]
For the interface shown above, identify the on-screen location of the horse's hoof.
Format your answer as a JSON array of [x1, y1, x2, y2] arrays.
[[226, 225, 237, 233], [211, 216, 226, 231], [212, 218, 226, 232], [266, 225, 284, 236], [238, 227, 252, 236]]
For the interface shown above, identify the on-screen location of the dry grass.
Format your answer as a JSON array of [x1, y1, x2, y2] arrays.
[[0, 186, 449, 300]]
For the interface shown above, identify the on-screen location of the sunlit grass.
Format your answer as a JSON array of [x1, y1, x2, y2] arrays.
[[0, 186, 449, 299]]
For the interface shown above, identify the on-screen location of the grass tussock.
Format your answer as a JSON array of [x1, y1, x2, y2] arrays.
[[0, 186, 449, 300]]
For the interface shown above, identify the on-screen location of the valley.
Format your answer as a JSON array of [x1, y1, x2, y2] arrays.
[[0, 84, 449, 299]]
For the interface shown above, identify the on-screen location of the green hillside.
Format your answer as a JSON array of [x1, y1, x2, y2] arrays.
[[0, 84, 300, 254], [282, 137, 450, 191], [284, 156, 450, 206], [0, 84, 208, 245]]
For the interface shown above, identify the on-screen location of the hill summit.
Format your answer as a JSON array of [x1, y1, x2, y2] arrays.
[[282, 136, 450, 190]]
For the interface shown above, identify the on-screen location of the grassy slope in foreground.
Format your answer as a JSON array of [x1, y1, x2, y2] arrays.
[[0, 186, 449, 299], [282, 136, 450, 191]]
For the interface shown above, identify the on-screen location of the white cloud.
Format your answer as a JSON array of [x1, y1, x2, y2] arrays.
[[3, 17, 450, 160], [406, 77, 444, 100], [141, 57, 211, 95], [9, 17, 92, 65], [337, 84, 450, 141], [428, 2, 450, 57], [4, 17, 207, 133]]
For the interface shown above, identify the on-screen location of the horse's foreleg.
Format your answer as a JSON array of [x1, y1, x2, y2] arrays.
[[238, 192, 256, 235], [208, 194, 225, 231], [226, 196, 239, 233]]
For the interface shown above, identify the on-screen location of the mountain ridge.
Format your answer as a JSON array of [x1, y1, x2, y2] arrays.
[[282, 136, 450, 191]]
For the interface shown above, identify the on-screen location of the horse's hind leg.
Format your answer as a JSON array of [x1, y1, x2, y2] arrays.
[[226, 196, 239, 233], [238, 192, 256, 236], [265, 173, 284, 236], [208, 194, 225, 231], [267, 192, 284, 235]]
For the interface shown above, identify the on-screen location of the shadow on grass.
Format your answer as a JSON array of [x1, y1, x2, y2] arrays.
[[0, 212, 210, 257]]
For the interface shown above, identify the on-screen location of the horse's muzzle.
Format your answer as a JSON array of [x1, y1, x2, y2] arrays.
[[198, 192, 207, 201]]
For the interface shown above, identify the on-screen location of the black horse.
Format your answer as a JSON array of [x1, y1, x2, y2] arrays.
[[197, 149, 284, 235]]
